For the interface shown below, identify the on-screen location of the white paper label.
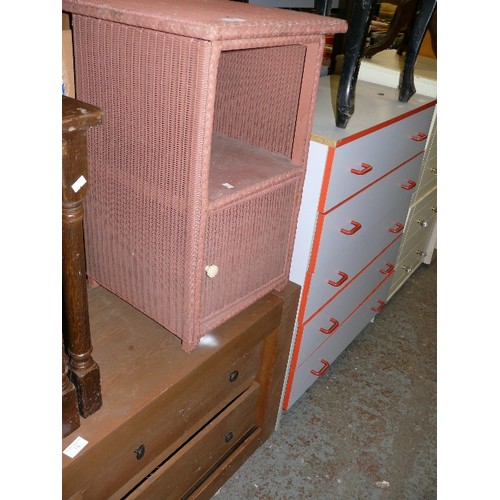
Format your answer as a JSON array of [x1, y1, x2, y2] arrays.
[[63, 436, 89, 458], [71, 175, 87, 193]]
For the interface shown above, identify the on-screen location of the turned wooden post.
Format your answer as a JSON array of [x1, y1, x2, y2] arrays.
[[62, 343, 80, 437], [62, 96, 103, 418]]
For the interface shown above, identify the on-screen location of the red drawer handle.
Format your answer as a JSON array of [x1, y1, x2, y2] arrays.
[[340, 220, 362, 235], [388, 222, 404, 233], [351, 162, 373, 175], [319, 318, 340, 335], [328, 272, 348, 287], [401, 180, 417, 190], [371, 300, 385, 312], [411, 132, 427, 142], [379, 262, 394, 275], [310, 359, 330, 377]]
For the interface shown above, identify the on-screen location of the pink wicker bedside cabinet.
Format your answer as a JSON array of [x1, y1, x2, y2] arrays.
[[62, 0, 347, 351]]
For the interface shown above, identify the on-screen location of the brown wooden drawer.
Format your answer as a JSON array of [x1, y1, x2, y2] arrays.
[[124, 383, 261, 499], [64, 346, 263, 500], [62, 285, 277, 500]]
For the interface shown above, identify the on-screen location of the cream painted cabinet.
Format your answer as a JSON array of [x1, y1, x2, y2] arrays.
[[282, 76, 436, 410], [388, 112, 437, 297]]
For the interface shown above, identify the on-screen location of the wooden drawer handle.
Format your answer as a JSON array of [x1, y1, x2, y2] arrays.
[[371, 300, 385, 312], [310, 359, 330, 377], [319, 317, 339, 335], [379, 262, 394, 275], [388, 222, 404, 233], [401, 180, 417, 190], [328, 271, 348, 287], [351, 162, 373, 175], [340, 220, 362, 235], [411, 132, 427, 142]]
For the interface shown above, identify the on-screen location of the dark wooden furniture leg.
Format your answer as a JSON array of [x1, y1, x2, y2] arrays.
[[428, 7, 437, 56], [399, 0, 436, 102], [335, 0, 374, 128], [327, 0, 356, 75], [316, 0, 332, 16], [62, 343, 80, 437], [62, 96, 103, 418], [364, 0, 418, 58]]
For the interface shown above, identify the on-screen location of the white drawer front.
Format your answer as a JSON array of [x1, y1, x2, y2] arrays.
[[319, 105, 435, 212], [390, 242, 426, 293], [285, 274, 393, 409], [389, 190, 436, 295], [402, 188, 437, 248], [413, 127, 437, 201], [415, 150, 437, 199], [412, 143, 437, 203], [298, 240, 400, 364]]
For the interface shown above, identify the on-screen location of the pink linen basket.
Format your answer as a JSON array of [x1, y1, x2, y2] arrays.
[[63, 0, 347, 351]]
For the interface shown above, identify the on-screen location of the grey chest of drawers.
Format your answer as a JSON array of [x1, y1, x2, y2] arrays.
[[282, 76, 436, 409]]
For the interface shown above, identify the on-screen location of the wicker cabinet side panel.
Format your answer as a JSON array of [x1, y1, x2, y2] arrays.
[[72, 16, 212, 338]]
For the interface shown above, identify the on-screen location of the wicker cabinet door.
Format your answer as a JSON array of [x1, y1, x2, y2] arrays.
[[201, 179, 301, 332]]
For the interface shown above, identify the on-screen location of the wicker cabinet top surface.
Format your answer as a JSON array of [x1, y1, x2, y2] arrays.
[[62, 0, 347, 40]]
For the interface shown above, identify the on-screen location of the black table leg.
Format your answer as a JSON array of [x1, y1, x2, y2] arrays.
[[335, 0, 373, 128]]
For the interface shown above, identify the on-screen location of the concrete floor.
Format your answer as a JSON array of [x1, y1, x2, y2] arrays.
[[213, 255, 437, 499]]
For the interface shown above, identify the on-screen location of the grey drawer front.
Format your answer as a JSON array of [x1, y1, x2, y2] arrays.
[[319, 106, 435, 212]]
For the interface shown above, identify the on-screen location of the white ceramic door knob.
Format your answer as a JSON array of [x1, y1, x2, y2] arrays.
[[205, 264, 219, 278]]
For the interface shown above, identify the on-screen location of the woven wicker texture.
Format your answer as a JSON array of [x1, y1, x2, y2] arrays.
[[214, 45, 305, 158], [74, 16, 211, 342], [202, 179, 300, 325], [62, 0, 347, 41], [68, 1, 348, 350]]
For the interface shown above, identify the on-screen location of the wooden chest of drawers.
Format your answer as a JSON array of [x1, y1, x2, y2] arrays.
[[62, 281, 299, 499], [282, 76, 436, 409]]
